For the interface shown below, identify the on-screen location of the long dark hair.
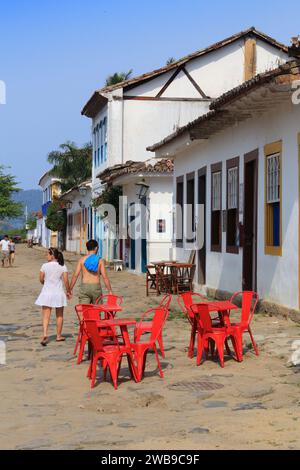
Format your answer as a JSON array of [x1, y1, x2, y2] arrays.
[[49, 247, 65, 266]]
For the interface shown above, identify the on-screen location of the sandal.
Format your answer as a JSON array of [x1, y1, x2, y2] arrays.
[[41, 337, 48, 347], [56, 337, 65, 342]]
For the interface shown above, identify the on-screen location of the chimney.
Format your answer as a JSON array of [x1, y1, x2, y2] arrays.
[[288, 36, 300, 57]]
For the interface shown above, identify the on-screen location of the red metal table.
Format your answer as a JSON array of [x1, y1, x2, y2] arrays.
[[193, 300, 238, 327], [97, 318, 137, 381], [96, 304, 123, 319]]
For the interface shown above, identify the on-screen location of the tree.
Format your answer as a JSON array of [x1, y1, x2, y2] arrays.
[[105, 70, 133, 86], [45, 201, 66, 232], [47, 142, 92, 193], [26, 213, 37, 230], [166, 57, 176, 65], [0, 165, 23, 220]]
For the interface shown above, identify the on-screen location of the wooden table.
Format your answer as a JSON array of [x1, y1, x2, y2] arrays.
[[149, 261, 195, 294]]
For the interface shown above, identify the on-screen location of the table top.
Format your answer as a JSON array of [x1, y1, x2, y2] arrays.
[[192, 300, 238, 312], [96, 305, 123, 312], [151, 261, 194, 268], [97, 318, 136, 327]]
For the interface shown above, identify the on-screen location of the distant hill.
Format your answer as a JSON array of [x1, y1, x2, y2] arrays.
[[0, 190, 43, 230]]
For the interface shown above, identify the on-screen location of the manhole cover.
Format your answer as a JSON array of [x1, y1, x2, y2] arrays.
[[169, 381, 224, 392]]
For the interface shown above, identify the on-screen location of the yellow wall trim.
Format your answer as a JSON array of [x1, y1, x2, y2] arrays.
[[264, 140, 283, 257], [264, 140, 282, 156], [244, 38, 257, 81]]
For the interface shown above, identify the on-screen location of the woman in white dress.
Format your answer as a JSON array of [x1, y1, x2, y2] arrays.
[[35, 248, 71, 346]]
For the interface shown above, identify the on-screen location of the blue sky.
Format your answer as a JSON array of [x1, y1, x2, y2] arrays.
[[0, 0, 299, 190]]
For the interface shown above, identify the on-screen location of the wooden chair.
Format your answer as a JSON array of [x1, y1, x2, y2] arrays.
[[146, 264, 160, 296]]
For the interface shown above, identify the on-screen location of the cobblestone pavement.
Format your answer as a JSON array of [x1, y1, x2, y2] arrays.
[[0, 245, 300, 450]]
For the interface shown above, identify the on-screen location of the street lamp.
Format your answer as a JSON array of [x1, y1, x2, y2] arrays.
[[78, 186, 87, 197], [136, 179, 150, 202], [65, 201, 73, 210]]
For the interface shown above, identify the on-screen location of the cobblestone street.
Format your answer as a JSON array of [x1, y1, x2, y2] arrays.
[[0, 245, 300, 450]]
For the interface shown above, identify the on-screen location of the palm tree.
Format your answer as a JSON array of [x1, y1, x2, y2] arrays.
[[166, 57, 176, 65], [105, 69, 133, 86]]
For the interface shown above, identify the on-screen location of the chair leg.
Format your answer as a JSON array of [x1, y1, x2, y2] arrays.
[[196, 332, 203, 366], [248, 327, 259, 356], [90, 355, 98, 389], [73, 327, 81, 356], [153, 344, 164, 378], [188, 327, 196, 358], [157, 332, 165, 358], [214, 337, 225, 368], [77, 336, 87, 365]]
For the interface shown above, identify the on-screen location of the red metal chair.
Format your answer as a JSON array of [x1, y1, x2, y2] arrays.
[[134, 295, 172, 358], [74, 305, 113, 365], [84, 318, 136, 389], [95, 294, 122, 307], [191, 303, 239, 368], [228, 291, 259, 360], [177, 292, 207, 358], [132, 307, 169, 382]]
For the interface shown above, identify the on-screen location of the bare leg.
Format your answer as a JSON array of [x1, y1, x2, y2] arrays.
[[56, 307, 64, 341], [41, 307, 52, 344]]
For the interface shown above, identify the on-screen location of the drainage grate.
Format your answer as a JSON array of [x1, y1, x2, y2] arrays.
[[169, 381, 224, 392]]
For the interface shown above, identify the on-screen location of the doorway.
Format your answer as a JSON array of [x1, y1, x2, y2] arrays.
[[243, 150, 258, 291], [198, 167, 206, 285]]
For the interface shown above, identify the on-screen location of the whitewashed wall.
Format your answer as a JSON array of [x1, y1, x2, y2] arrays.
[[66, 189, 92, 254], [122, 176, 173, 273], [171, 99, 300, 309]]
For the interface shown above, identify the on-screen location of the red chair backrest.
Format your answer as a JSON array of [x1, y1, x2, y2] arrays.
[[84, 319, 106, 351], [96, 294, 122, 306], [191, 303, 213, 333], [75, 304, 99, 322], [159, 294, 172, 310], [230, 291, 259, 327], [150, 308, 169, 342], [177, 292, 206, 320]]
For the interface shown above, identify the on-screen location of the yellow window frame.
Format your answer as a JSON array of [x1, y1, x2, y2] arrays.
[[264, 140, 282, 256]]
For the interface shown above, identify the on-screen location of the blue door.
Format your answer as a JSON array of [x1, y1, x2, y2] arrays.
[[141, 238, 147, 273], [129, 204, 136, 270]]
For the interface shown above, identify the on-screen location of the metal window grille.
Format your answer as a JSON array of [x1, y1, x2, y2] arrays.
[[212, 171, 221, 211], [228, 167, 238, 209], [267, 153, 280, 203]]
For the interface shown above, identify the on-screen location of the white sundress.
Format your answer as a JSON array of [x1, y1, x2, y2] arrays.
[[35, 261, 68, 308]]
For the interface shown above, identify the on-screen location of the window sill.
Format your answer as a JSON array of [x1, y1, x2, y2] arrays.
[[211, 245, 222, 253], [226, 246, 239, 254]]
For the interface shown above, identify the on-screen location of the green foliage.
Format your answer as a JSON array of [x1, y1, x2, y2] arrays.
[[27, 213, 37, 230], [0, 165, 23, 220], [46, 201, 66, 232], [92, 186, 122, 220], [47, 142, 92, 193], [166, 57, 176, 65], [6, 227, 27, 239], [105, 70, 133, 86]]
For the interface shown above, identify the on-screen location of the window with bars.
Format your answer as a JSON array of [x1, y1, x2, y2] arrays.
[[211, 164, 222, 252], [265, 143, 282, 255], [226, 159, 239, 253], [267, 153, 280, 203], [228, 167, 238, 209], [212, 172, 221, 211]]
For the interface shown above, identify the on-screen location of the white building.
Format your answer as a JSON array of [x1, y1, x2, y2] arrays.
[[59, 181, 93, 254], [149, 57, 300, 316], [82, 27, 289, 273], [38, 171, 61, 248]]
